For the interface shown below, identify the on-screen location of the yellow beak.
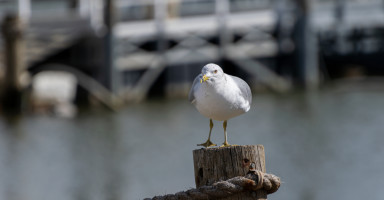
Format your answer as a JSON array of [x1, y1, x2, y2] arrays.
[[200, 75, 209, 83]]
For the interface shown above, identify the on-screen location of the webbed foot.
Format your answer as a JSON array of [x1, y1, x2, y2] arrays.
[[197, 140, 217, 148], [220, 142, 237, 147]]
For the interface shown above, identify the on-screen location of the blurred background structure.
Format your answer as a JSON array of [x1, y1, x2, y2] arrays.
[[1, 0, 384, 200], [2, 0, 384, 112]]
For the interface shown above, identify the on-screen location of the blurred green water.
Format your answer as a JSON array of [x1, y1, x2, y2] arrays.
[[1, 80, 384, 200]]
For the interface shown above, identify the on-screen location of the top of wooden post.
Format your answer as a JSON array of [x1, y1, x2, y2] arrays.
[[145, 145, 280, 200], [193, 145, 266, 186], [193, 145, 267, 199]]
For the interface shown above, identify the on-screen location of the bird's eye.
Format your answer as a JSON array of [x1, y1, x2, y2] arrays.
[[214, 70, 218, 74]]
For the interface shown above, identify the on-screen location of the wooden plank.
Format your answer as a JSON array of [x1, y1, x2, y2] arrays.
[[114, 10, 276, 38], [115, 40, 277, 71]]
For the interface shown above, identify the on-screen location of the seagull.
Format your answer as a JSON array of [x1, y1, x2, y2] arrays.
[[189, 63, 252, 147]]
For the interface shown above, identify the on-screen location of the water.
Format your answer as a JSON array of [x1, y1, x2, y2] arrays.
[[1, 80, 384, 200]]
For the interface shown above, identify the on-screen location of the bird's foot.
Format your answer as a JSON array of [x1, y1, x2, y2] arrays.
[[220, 142, 236, 147], [197, 140, 217, 148]]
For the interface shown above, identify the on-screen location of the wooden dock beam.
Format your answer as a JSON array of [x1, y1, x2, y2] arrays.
[[193, 145, 267, 200]]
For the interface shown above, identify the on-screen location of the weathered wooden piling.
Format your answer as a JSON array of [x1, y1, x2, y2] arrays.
[[145, 145, 279, 200], [1, 14, 25, 114], [193, 145, 267, 200]]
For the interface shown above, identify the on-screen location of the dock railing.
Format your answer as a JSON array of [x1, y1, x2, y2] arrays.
[[113, 0, 291, 101]]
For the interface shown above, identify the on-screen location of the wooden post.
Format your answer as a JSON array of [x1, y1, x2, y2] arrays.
[[193, 145, 267, 200], [1, 14, 25, 114], [215, 0, 231, 59], [293, 0, 319, 89], [103, 0, 119, 93], [18, 0, 31, 23]]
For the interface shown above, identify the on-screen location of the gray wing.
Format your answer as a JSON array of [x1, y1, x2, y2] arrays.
[[229, 75, 252, 104], [188, 74, 201, 103]]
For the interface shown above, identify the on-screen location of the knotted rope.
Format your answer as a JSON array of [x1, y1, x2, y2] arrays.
[[144, 169, 280, 200]]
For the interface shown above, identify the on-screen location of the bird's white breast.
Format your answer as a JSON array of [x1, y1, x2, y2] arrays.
[[193, 75, 250, 121]]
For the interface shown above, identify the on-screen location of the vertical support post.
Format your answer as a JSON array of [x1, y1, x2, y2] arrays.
[[126, 0, 169, 102], [1, 15, 25, 114], [193, 145, 267, 200], [274, 0, 295, 77], [334, 0, 345, 23], [215, 0, 231, 59], [90, 0, 104, 33], [334, 0, 346, 54], [155, 0, 167, 52], [78, 0, 91, 17], [293, 0, 319, 89], [69, 0, 79, 9], [70, 0, 91, 17], [18, 0, 31, 23], [103, 0, 119, 94], [167, 0, 180, 19]]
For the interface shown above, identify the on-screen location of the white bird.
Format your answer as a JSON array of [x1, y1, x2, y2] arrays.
[[189, 63, 252, 147]]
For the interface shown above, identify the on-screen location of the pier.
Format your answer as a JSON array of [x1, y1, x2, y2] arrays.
[[2, 0, 384, 108]]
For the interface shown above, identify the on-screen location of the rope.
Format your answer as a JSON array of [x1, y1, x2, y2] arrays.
[[144, 170, 280, 200]]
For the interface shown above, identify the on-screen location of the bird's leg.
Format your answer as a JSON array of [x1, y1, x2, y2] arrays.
[[221, 120, 232, 147], [198, 119, 217, 148]]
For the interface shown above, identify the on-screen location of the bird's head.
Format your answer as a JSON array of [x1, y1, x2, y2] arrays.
[[200, 63, 224, 84]]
